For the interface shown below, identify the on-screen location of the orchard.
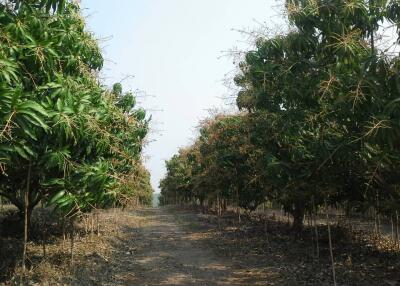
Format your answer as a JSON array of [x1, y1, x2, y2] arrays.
[[2, 0, 400, 285]]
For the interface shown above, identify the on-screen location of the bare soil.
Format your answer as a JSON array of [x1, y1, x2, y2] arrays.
[[165, 207, 400, 286], [1, 206, 400, 285], [101, 208, 252, 286]]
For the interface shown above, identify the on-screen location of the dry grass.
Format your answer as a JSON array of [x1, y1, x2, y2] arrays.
[[2, 206, 400, 285], [0, 207, 134, 285], [169, 207, 400, 285]]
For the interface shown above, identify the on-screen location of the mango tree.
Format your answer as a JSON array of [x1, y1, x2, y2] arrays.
[[0, 0, 151, 226]]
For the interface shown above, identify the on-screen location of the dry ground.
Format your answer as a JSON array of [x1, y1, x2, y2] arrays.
[[101, 208, 256, 286], [1, 206, 400, 285]]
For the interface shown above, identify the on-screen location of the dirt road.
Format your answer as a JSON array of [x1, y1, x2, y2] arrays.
[[3, 206, 399, 285], [98, 208, 255, 286]]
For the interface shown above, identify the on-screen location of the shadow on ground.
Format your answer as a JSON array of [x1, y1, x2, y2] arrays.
[[65, 208, 268, 286], [64, 207, 400, 286]]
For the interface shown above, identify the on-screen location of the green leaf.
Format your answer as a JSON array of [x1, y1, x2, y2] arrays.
[[14, 146, 29, 160], [49, 190, 66, 205], [19, 111, 48, 129], [19, 101, 49, 117]]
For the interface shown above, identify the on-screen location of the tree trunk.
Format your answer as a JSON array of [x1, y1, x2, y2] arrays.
[[312, 197, 319, 259], [22, 162, 32, 275], [236, 188, 241, 224], [70, 219, 75, 267], [18, 206, 34, 230], [200, 198, 205, 214], [396, 211, 399, 250], [325, 201, 337, 286], [96, 211, 100, 237], [291, 206, 305, 232]]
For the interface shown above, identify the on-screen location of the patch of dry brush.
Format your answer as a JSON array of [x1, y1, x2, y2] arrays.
[[0, 207, 134, 285]]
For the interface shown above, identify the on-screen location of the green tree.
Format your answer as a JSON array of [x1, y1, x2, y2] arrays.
[[161, 0, 400, 231], [234, 0, 400, 229], [0, 0, 151, 224]]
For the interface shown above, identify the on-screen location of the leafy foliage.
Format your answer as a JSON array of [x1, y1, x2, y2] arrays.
[[161, 0, 400, 230], [0, 0, 152, 222]]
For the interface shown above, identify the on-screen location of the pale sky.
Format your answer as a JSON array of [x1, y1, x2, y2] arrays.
[[81, 0, 284, 193]]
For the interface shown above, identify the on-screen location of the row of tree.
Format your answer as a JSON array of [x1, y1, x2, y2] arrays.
[[0, 0, 152, 227], [160, 0, 400, 231]]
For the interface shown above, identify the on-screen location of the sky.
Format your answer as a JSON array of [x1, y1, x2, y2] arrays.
[[81, 0, 284, 193]]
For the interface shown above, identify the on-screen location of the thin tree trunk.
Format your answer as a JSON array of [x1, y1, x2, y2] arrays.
[[217, 197, 221, 231], [216, 196, 219, 216], [378, 213, 381, 236], [264, 217, 269, 245], [396, 211, 399, 250], [70, 219, 75, 267], [326, 201, 337, 286], [62, 218, 65, 250], [22, 162, 31, 276], [84, 215, 88, 235], [114, 202, 118, 234], [96, 211, 100, 237], [42, 240, 46, 260], [312, 197, 319, 259], [391, 215, 394, 241], [291, 204, 305, 232], [376, 190, 381, 236], [314, 215, 319, 259], [90, 213, 94, 239], [236, 188, 241, 224], [42, 222, 47, 260]]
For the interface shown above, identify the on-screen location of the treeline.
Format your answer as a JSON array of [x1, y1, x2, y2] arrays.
[[0, 0, 152, 226], [160, 0, 400, 231]]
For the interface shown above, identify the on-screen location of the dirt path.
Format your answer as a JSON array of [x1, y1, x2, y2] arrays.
[[2, 207, 399, 285], [101, 208, 252, 286]]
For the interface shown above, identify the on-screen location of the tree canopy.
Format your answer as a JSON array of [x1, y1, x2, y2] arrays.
[[161, 0, 400, 230], [0, 0, 152, 222]]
